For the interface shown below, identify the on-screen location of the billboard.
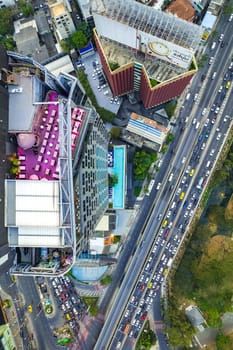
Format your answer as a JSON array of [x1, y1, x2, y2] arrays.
[[137, 30, 194, 69]]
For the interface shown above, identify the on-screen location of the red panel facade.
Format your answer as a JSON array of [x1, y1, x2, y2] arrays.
[[139, 69, 195, 109], [94, 33, 134, 96]]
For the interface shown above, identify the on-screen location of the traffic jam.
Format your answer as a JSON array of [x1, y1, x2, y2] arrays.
[[50, 276, 87, 331]]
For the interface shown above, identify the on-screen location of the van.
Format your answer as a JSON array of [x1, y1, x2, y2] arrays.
[[206, 161, 211, 168], [195, 122, 200, 130], [211, 42, 216, 50], [212, 72, 217, 80], [168, 173, 174, 182]]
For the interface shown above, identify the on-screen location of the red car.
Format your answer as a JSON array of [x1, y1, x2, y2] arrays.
[[141, 312, 147, 321], [164, 229, 170, 239]]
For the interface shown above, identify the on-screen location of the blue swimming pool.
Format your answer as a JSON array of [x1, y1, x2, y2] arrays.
[[112, 146, 126, 209]]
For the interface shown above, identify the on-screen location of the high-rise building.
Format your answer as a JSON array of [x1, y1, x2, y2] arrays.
[[91, 0, 203, 109], [1, 48, 109, 276]]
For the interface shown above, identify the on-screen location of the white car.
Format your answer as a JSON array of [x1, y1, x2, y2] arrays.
[[210, 149, 215, 156], [201, 143, 206, 150], [204, 119, 209, 126], [192, 118, 197, 125], [156, 182, 161, 190], [216, 133, 221, 141], [202, 108, 207, 116]]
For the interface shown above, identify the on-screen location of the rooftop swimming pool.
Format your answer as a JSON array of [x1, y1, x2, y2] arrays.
[[112, 145, 126, 209]]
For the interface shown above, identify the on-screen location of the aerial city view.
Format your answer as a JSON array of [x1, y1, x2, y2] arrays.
[[0, 0, 233, 349]]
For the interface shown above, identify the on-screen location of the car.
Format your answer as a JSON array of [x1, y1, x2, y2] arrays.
[[218, 85, 223, 93], [161, 239, 166, 247], [156, 182, 161, 190], [208, 57, 214, 65], [184, 210, 189, 218], [210, 149, 215, 156], [216, 133, 221, 141], [171, 201, 176, 209], [181, 156, 186, 164], [211, 104, 216, 112], [189, 169, 195, 177], [206, 170, 210, 177], [69, 321, 75, 329], [201, 143, 206, 150], [229, 14, 233, 21], [168, 221, 173, 229], [211, 42, 216, 50], [202, 108, 207, 116], [211, 117, 216, 124], [192, 118, 197, 125], [71, 296, 76, 304], [221, 41, 225, 48], [219, 33, 224, 42], [166, 210, 172, 218], [215, 106, 220, 114], [176, 188, 182, 195], [73, 307, 78, 316], [181, 176, 187, 184], [193, 93, 198, 101], [223, 116, 228, 122]]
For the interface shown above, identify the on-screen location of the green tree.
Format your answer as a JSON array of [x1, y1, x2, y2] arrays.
[[166, 133, 174, 144], [71, 30, 88, 49], [110, 126, 121, 139], [0, 7, 15, 36], [109, 174, 118, 187], [216, 332, 232, 350], [133, 149, 157, 180]]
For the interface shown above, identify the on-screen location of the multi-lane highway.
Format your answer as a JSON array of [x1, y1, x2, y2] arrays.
[[93, 12, 233, 350]]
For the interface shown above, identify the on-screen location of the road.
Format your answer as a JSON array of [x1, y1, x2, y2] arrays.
[[17, 276, 65, 350], [87, 12, 233, 350]]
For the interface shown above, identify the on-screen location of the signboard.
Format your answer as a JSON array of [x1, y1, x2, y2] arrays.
[[137, 30, 194, 69]]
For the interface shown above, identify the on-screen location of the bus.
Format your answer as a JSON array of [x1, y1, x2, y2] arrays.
[[123, 323, 131, 334], [226, 81, 231, 89], [146, 179, 155, 196], [180, 192, 185, 200]]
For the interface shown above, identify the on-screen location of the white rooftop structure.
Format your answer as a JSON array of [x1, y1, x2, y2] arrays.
[[44, 54, 75, 77], [5, 180, 63, 247]]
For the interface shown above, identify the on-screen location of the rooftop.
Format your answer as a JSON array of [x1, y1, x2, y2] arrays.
[[50, 3, 67, 17], [165, 0, 196, 22]]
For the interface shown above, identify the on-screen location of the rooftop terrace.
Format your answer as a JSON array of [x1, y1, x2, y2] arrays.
[[15, 90, 86, 181]]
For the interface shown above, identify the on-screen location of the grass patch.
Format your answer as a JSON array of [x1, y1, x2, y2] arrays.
[[134, 186, 142, 197], [82, 297, 99, 317], [100, 275, 112, 286], [150, 78, 158, 87], [77, 70, 115, 122]]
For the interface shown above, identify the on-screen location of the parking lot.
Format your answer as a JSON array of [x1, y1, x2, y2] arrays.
[[79, 53, 121, 114], [50, 276, 87, 334]]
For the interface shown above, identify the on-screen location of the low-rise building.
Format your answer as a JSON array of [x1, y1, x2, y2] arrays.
[[49, 1, 76, 41]]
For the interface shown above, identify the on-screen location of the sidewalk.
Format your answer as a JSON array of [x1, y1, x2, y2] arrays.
[[0, 286, 24, 349]]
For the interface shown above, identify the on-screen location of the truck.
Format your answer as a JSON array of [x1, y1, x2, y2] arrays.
[[146, 179, 155, 196], [196, 177, 204, 189], [167, 257, 173, 268]]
